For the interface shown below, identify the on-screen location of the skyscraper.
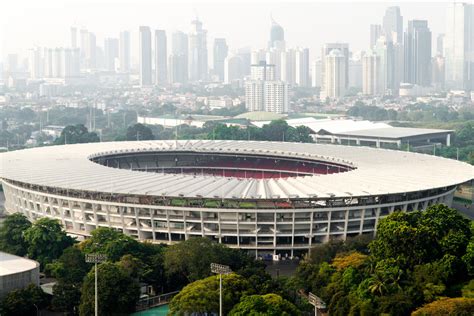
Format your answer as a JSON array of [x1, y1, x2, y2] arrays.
[[404, 20, 432, 86], [269, 18, 285, 50], [119, 31, 131, 72], [436, 34, 445, 56], [188, 18, 208, 81], [250, 61, 275, 80], [323, 49, 346, 99], [321, 43, 349, 92], [374, 36, 397, 94], [80, 30, 97, 70], [155, 30, 168, 85], [383, 6, 403, 44], [281, 49, 296, 86], [444, 2, 474, 91], [311, 59, 322, 88], [139, 26, 152, 86], [266, 48, 282, 80], [295, 48, 310, 87], [28, 47, 42, 79], [224, 55, 243, 84], [169, 31, 188, 84], [370, 24, 382, 48], [104, 38, 119, 71], [213, 38, 228, 81], [432, 55, 445, 90]]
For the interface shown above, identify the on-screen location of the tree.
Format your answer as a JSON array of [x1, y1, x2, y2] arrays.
[[23, 218, 75, 267], [125, 123, 154, 141], [229, 293, 300, 316], [411, 297, 474, 316], [79, 262, 140, 316], [369, 205, 471, 269], [169, 273, 252, 315], [331, 251, 368, 271], [54, 124, 100, 145], [0, 284, 49, 316], [47, 247, 89, 314], [0, 213, 31, 256], [164, 237, 254, 286]]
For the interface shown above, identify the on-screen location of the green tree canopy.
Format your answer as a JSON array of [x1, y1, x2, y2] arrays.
[[79, 262, 140, 316], [229, 293, 301, 316], [0, 284, 49, 316], [54, 124, 100, 145], [23, 218, 75, 267], [125, 123, 154, 141], [0, 212, 31, 256], [169, 273, 252, 315], [411, 297, 474, 316]]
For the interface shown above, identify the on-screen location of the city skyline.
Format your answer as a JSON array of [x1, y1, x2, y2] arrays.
[[2, 1, 449, 62]]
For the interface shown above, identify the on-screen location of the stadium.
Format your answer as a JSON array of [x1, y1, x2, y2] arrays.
[[1, 140, 473, 258]]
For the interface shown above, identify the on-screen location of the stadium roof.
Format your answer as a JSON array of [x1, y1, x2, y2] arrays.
[[0, 252, 39, 277], [332, 127, 453, 139], [1, 140, 473, 200]]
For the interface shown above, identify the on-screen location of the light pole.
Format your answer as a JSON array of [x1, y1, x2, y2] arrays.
[[308, 292, 326, 316], [85, 253, 107, 316], [210, 263, 232, 316]]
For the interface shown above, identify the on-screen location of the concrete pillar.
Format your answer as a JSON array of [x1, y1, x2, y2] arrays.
[[446, 134, 451, 147], [376, 140, 381, 148], [356, 138, 361, 145], [396, 140, 402, 148]]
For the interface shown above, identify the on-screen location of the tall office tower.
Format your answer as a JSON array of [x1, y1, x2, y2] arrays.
[[213, 38, 228, 81], [311, 59, 322, 87], [155, 30, 168, 85], [6, 54, 18, 74], [104, 38, 119, 71], [139, 26, 152, 86], [321, 43, 349, 91], [188, 18, 208, 81], [43, 48, 53, 77], [119, 31, 131, 72], [432, 55, 445, 90], [237, 47, 251, 76], [370, 24, 383, 48], [323, 49, 347, 99], [250, 61, 275, 80], [295, 48, 310, 87], [169, 31, 188, 84], [28, 47, 43, 79], [445, 2, 474, 91], [404, 20, 432, 86], [349, 57, 363, 90], [436, 34, 445, 56], [71, 27, 77, 49], [251, 49, 267, 64], [269, 18, 285, 50], [362, 50, 383, 95], [374, 36, 397, 94], [224, 55, 243, 84], [266, 48, 282, 80], [383, 6, 403, 44], [264, 81, 289, 113], [52, 48, 63, 78], [281, 49, 296, 85]]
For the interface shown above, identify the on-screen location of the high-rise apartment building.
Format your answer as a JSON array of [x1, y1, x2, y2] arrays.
[[119, 31, 131, 72], [213, 38, 228, 81], [224, 55, 243, 84], [139, 26, 152, 86], [432, 55, 445, 90], [188, 18, 208, 81], [155, 30, 168, 85], [444, 2, 474, 91], [323, 49, 346, 99], [404, 20, 432, 86], [281, 49, 296, 86], [80, 30, 96, 70], [29, 47, 43, 79], [250, 61, 275, 80], [311, 59, 322, 88], [321, 43, 349, 92], [70, 27, 77, 49], [362, 50, 383, 95]]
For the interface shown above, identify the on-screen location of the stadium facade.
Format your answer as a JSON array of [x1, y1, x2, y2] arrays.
[[1, 140, 473, 258]]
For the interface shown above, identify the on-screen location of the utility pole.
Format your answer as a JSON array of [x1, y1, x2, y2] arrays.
[[85, 254, 107, 316], [211, 263, 232, 316]]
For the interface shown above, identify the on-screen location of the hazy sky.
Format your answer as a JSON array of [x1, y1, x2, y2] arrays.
[[1, 0, 451, 63]]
